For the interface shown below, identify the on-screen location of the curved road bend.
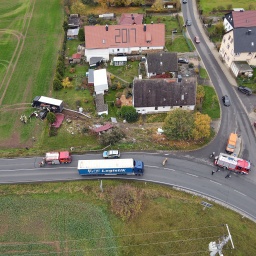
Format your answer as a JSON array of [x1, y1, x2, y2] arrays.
[[0, 153, 256, 221], [182, 1, 256, 182]]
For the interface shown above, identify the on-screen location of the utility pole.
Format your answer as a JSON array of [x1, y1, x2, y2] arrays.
[[208, 224, 234, 256]]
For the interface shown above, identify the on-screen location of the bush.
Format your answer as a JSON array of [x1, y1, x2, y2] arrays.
[[53, 78, 63, 91], [120, 106, 138, 123], [47, 112, 56, 124], [110, 184, 143, 221], [111, 84, 117, 90], [98, 127, 125, 146], [48, 127, 58, 137]]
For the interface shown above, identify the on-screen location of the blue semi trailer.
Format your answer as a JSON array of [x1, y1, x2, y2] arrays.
[[78, 158, 144, 176]]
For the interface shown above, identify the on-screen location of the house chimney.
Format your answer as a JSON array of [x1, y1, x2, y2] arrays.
[[105, 24, 108, 31], [131, 14, 134, 20], [143, 24, 146, 32]]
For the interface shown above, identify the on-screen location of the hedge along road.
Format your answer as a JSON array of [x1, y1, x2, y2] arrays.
[[0, 152, 255, 222]]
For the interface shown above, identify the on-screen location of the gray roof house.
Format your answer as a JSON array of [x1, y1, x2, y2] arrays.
[[133, 77, 196, 114], [145, 52, 178, 78]]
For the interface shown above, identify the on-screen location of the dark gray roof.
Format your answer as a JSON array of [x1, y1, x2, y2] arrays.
[[95, 94, 108, 113], [89, 57, 104, 65], [233, 27, 256, 53], [233, 61, 253, 72], [147, 52, 178, 73], [224, 12, 234, 28], [133, 77, 196, 108]]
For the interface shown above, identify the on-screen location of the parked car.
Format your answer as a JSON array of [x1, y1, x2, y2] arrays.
[[38, 110, 48, 120], [222, 95, 231, 107], [182, 0, 187, 3], [238, 86, 252, 95], [194, 36, 200, 44], [178, 58, 189, 64], [103, 150, 120, 159], [186, 19, 192, 26]]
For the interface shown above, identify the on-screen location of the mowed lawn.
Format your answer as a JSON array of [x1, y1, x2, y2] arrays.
[[0, 0, 64, 144], [199, 0, 256, 14], [1, 181, 256, 255]]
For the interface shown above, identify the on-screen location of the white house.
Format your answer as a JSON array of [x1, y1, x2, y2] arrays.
[[84, 24, 165, 62], [93, 69, 108, 95]]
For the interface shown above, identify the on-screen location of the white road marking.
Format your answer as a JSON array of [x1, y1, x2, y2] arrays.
[[186, 173, 198, 177], [210, 180, 222, 185], [234, 190, 246, 196]]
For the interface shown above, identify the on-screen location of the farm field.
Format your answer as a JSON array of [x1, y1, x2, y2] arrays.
[[0, 0, 63, 148], [0, 180, 256, 255]]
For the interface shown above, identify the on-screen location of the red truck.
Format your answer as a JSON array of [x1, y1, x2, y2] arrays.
[[39, 151, 72, 167]]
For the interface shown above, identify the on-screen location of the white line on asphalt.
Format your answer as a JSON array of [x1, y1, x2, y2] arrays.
[[146, 165, 176, 172], [210, 180, 222, 185], [186, 173, 198, 177], [234, 190, 246, 196]]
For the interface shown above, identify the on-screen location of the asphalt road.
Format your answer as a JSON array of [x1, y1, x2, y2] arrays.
[[1, 152, 256, 221], [182, 1, 256, 182]]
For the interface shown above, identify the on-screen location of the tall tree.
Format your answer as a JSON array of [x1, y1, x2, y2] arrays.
[[163, 109, 194, 140], [192, 112, 211, 141], [78, 28, 85, 41]]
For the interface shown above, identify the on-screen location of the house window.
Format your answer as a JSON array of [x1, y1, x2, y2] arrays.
[[248, 52, 252, 55], [228, 35, 231, 40], [235, 52, 240, 56], [230, 39, 233, 43], [179, 106, 182, 108], [117, 49, 119, 52], [147, 47, 149, 49], [227, 44, 230, 49], [223, 39, 226, 43], [155, 106, 158, 110]]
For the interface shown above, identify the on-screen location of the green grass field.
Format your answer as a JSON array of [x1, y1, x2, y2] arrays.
[[0, 0, 64, 145], [1, 181, 256, 255], [199, 0, 256, 14]]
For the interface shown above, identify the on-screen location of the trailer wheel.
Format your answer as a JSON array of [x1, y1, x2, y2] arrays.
[[223, 166, 227, 170]]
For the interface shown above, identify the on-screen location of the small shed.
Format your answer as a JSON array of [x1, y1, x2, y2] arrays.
[[99, 13, 115, 19], [72, 53, 82, 64], [88, 69, 94, 86], [67, 28, 79, 39], [113, 56, 127, 66]]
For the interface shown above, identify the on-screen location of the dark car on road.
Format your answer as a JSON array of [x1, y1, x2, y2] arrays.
[[186, 19, 192, 26], [238, 86, 252, 95], [178, 58, 189, 64], [222, 95, 231, 107]]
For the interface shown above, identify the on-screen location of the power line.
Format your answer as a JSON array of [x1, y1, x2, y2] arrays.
[[0, 225, 224, 247], [1, 236, 218, 256]]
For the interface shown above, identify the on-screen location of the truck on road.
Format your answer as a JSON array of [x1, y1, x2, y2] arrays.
[[78, 158, 144, 176], [214, 153, 250, 174], [39, 151, 72, 167]]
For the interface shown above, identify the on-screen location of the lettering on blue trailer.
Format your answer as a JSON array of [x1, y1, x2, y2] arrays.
[[87, 168, 127, 173]]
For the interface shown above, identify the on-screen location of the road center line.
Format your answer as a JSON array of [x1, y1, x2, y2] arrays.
[[186, 173, 198, 177], [209, 180, 222, 185], [234, 190, 246, 196]]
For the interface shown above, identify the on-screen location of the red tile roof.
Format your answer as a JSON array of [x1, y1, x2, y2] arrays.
[[84, 24, 165, 49], [233, 11, 256, 28], [72, 53, 81, 59], [93, 123, 113, 133], [119, 13, 143, 25]]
